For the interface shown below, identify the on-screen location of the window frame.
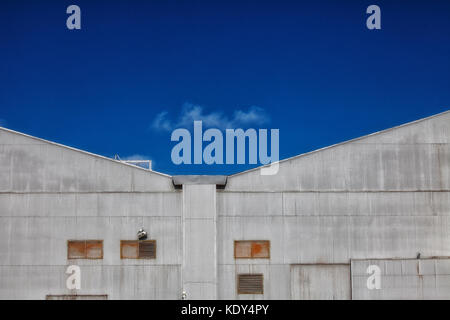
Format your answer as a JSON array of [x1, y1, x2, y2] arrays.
[[67, 240, 103, 260], [234, 240, 270, 259], [120, 240, 157, 259]]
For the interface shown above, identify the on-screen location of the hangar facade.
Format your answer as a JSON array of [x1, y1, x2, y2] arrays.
[[0, 110, 449, 299]]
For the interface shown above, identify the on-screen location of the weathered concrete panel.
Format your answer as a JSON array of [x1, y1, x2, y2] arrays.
[[218, 191, 450, 217], [183, 184, 216, 219], [182, 184, 217, 299], [0, 265, 180, 299], [283, 191, 450, 216], [0, 129, 47, 145], [183, 219, 216, 282], [218, 216, 450, 265], [351, 259, 450, 299], [290, 264, 351, 300], [0, 192, 182, 217], [226, 144, 449, 192], [217, 192, 283, 216], [0, 216, 181, 266]]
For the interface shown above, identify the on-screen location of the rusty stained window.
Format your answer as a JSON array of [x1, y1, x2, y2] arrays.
[[67, 240, 103, 259], [120, 240, 156, 259], [237, 274, 264, 294], [234, 240, 270, 259]]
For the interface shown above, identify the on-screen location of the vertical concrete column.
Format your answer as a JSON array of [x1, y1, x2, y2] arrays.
[[181, 184, 217, 299]]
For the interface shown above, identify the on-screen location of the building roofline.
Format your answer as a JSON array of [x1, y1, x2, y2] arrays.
[[229, 109, 450, 178], [0, 126, 172, 179], [2, 109, 448, 179]]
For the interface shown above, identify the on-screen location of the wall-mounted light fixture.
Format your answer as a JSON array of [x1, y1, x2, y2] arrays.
[[137, 228, 147, 240]]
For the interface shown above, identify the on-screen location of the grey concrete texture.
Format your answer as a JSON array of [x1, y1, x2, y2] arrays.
[[290, 264, 351, 300], [0, 265, 180, 299], [182, 184, 217, 299], [352, 259, 450, 299]]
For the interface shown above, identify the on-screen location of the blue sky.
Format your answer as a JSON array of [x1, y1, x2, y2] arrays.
[[1, 0, 449, 175]]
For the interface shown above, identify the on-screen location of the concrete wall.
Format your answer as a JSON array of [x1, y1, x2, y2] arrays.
[[0, 128, 182, 299], [291, 264, 351, 300], [352, 259, 450, 299], [218, 111, 450, 299], [0, 110, 449, 299], [0, 265, 180, 299], [182, 184, 217, 299]]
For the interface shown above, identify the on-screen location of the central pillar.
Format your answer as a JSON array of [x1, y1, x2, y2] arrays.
[[181, 184, 217, 299]]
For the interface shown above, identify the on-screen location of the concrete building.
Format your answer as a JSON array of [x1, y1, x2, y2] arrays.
[[0, 110, 449, 300]]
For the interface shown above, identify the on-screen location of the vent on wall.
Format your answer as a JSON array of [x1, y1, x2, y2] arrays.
[[237, 274, 264, 294], [120, 240, 156, 259], [234, 240, 270, 259], [67, 240, 103, 259]]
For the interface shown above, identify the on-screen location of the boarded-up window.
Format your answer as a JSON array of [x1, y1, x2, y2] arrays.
[[234, 240, 270, 259], [120, 240, 156, 259], [237, 274, 264, 294], [67, 240, 103, 259], [121, 240, 139, 259]]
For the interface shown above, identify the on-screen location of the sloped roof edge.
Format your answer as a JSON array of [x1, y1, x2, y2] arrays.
[[229, 109, 450, 178], [1, 109, 448, 179], [0, 126, 172, 179]]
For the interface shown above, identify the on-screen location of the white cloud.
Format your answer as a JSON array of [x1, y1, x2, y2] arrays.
[[151, 103, 270, 131], [232, 107, 269, 126], [151, 112, 172, 131]]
